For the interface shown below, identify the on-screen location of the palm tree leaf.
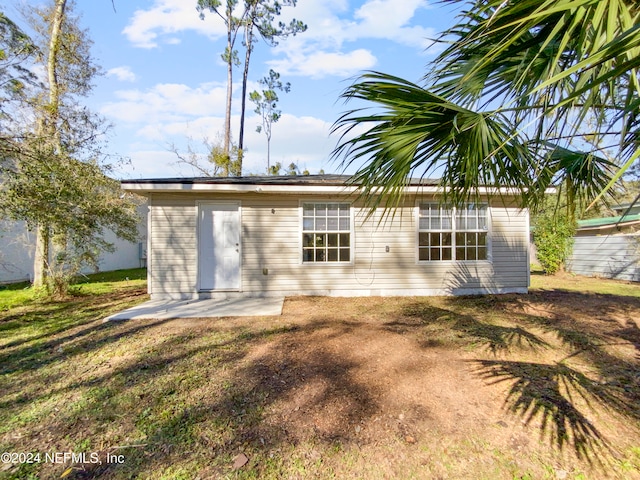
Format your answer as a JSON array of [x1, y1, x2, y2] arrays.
[[332, 72, 533, 211]]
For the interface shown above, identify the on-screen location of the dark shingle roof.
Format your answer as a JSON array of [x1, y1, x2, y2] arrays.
[[122, 174, 440, 186]]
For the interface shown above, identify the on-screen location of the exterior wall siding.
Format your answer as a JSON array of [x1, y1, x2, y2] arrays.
[[0, 205, 147, 284], [147, 192, 530, 299], [567, 234, 640, 281]]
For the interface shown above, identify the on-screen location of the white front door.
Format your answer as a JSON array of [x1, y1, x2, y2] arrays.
[[198, 203, 241, 290]]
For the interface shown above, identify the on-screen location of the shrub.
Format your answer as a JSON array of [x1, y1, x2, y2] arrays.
[[533, 214, 576, 274]]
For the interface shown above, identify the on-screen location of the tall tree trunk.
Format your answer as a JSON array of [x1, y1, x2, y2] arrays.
[[47, 0, 65, 151], [222, 3, 233, 170], [224, 46, 232, 165], [33, 0, 66, 287], [33, 225, 50, 287], [267, 132, 271, 170], [238, 21, 254, 157]]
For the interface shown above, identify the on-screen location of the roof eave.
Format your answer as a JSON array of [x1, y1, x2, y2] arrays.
[[120, 182, 528, 196]]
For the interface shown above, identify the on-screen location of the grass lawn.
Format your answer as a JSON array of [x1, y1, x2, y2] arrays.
[[0, 269, 639, 479]]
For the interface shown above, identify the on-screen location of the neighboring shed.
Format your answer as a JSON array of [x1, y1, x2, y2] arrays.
[[567, 213, 640, 282], [612, 202, 640, 216], [122, 175, 531, 300]]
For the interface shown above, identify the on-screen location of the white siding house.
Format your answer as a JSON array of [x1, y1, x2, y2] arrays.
[[0, 205, 148, 284], [122, 175, 530, 300]]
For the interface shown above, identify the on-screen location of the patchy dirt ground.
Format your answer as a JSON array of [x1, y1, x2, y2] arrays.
[[1, 279, 640, 479]]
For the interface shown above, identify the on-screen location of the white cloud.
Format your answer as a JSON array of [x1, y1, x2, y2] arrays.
[[106, 66, 137, 82], [278, 0, 434, 48], [123, 0, 226, 48], [351, 0, 433, 48], [100, 82, 228, 124], [242, 113, 336, 174], [122, 0, 435, 78], [122, 150, 186, 178], [136, 116, 225, 143], [265, 0, 435, 78], [118, 112, 336, 178], [269, 49, 376, 79]]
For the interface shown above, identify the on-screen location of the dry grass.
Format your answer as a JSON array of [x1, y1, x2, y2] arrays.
[[0, 270, 639, 479]]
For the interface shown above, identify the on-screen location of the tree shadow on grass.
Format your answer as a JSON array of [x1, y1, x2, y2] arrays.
[[400, 293, 640, 464], [514, 291, 640, 410], [395, 302, 548, 354], [615, 318, 640, 362], [46, 318, 378, 479], [470, 359, 616, 462], [0, 287, 147, 351]]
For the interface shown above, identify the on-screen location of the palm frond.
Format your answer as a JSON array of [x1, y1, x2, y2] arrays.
[[333, 0, 640, 212], [332, 72, 533, 210]]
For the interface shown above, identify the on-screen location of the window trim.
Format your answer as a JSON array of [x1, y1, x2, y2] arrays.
[[299, 200, 354, 265], [415, 200, 492, 264]]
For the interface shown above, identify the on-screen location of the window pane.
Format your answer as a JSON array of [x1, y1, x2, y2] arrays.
[[467, 217, 477, 229], [430, 232, 440, 246], [456, 247, 465, 260], [430, 248, 440, 261], [477, 247, 487, 260], [327, 203, 339, 216], [339, 233, 350, 247], [316, 218, 326, 230], [419, 248, 429, 261], [442, 248, 452, 260], [419, 232, 429, 247], [456, 215, 465, 230], [315, 234, 326, 247], [442, 232, 452, 246], [466, 233, 476, 246], [327, 217, 339, 230], [327, 233, 338, 247], [478, 232, 486, 246], [431, 217, 442, 229], [303, 233, 314, 247], [455, 232, 465, 246], [303, 218, 314, 230], [441, 216, 451, 229], [339, 204, 350, 216], [339, 218, 350, 230], [467, 247, 477, 261], [315, 204, 327, 215], [328, 249, 338, 261], [316, 249, 326, 262], [303, 204, 314, 216], [303, 249, 314, 262], [339, 248, 350, 262]]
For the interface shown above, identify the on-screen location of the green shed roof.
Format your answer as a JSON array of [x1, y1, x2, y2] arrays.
[[577, 213, 640, 229]]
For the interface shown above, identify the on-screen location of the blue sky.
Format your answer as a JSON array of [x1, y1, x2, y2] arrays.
[[11, 0, 460, 179]]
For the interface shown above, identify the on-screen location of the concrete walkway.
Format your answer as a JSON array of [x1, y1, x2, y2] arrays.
[[105, 296, 285, 321]]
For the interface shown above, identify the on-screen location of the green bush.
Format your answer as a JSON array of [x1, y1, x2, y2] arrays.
[[532, 214, 576, 274]]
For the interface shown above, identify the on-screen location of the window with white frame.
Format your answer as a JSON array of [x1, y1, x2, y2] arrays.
[[418, 203, 488, 261], [302, 203, 351, 262]]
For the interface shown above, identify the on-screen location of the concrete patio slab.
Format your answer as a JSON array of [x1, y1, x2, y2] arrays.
[[104, 296, 285, 321]]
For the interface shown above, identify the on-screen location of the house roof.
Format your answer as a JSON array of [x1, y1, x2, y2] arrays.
[[122, 174, 350, 186], [577, 213, 640, 230], [120, 174, 520, 196]]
